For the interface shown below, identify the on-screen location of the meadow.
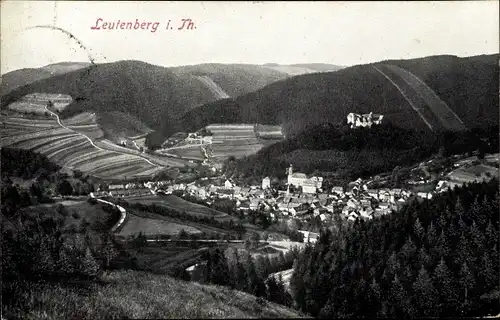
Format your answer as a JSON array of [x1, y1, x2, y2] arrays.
[[117, 212, 203, 237], [125, 194, 238, 222]]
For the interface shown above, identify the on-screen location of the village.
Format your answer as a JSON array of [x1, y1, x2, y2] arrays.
[[89, 148, 499, 243]]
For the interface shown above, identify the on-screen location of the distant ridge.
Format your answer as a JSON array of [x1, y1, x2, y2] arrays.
[[176, 54, 498, 137]]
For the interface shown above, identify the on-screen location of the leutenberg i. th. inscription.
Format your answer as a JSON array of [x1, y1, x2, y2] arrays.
[[90, 18, 197, 32]]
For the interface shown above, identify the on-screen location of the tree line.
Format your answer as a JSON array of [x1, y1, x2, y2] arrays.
[[289, 179, 499, 318], [190, 245, 300, 307]]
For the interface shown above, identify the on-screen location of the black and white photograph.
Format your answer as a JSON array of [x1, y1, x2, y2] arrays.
[[1, 1, 499, 318]]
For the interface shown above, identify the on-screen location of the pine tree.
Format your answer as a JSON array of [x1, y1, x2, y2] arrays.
[[413, 217, 425, 242], [400, 236, 417, 263], [58, 245, 75, 276], [426, 221, 437, 247], [417, 246, 432, 270], [389, 275, 413, 317], [80, 246, 100, 278], [101, 236, 118, 270], [433, 257, 458, 316], [37, 237, 56, 275], [368, 278, 382, 316], [386, 251, 400, 277], [435, 229, 450, 258], [455, 198, 465, 217], [412, 266, 437, 316], [459, 262, 476, 315], [478, 252, 496, 292], [206, 248, 231, 286]]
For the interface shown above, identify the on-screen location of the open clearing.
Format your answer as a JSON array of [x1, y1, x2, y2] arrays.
[[118, 212, 203, 237], [125, 194, 238, 221], [448, 164, 498, 183]]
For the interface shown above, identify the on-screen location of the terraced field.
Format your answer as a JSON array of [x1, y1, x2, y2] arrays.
[[0, 113, 173, 179]]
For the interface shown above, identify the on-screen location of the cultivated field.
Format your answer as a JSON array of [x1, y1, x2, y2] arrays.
[[165, 146, 205, 160], [118, 212, 203, 237], [448, 164, 498, 183], [0, 113, 173, 179], [210, 144, 265, 160], [125, 194, 238, 222], [124, 209, 235, 236]]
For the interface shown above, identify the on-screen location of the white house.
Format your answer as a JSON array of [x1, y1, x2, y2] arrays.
[[224, 180, 234, 189], [262, 177, 271, 189]]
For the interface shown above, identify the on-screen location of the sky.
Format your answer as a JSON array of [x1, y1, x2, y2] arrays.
[[1, 1, 499, 74]]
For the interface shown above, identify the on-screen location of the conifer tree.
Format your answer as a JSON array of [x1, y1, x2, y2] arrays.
[[433, 257, 458, 315], [80, 246, 100, 278], [412, 266, 437, 316], [389, 275, 412, 317], [459, 262, 476, 313], [413, 217, 425, 242]]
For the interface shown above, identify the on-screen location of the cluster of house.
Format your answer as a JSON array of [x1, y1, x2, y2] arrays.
[[89, 182, 155, 198], [347, 112, 384, 128], [154, 166, 430, 223]]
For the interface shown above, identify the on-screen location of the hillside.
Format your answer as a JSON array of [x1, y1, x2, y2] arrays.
[[3, 270, 307, 319], [1, 61, 292, 140], [1, 62, 91, 95], [176, 54, 499, 136]]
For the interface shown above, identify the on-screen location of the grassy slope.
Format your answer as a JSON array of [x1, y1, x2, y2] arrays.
[[177, 54, 499, 136], [5, 270, 307, 319]]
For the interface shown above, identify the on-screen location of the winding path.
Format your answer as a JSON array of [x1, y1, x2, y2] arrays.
[[89, 194, 127, 233], [44, 105, 159, 167]]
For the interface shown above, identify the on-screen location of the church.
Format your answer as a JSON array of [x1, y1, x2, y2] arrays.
[[286, 164, 323, 194]]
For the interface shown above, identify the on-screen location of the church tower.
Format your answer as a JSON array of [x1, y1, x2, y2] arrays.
[[287, 164, 293, 185]]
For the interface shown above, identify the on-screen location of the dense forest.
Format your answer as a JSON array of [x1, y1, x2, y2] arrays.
[[1, 147, 60, 178], [224, 123, 499, 180], [1, 147, 97, 216], [290, 179, 499, 318]]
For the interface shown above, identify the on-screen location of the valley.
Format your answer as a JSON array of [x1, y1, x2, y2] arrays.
[[1, 53, 498, 320]]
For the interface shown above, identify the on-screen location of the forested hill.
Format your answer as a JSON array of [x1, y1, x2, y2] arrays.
[[176, 54, 499, 137], [1, 61, 290, 139], [290, 179, 499, 318], [224, 122, 499, 180]]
